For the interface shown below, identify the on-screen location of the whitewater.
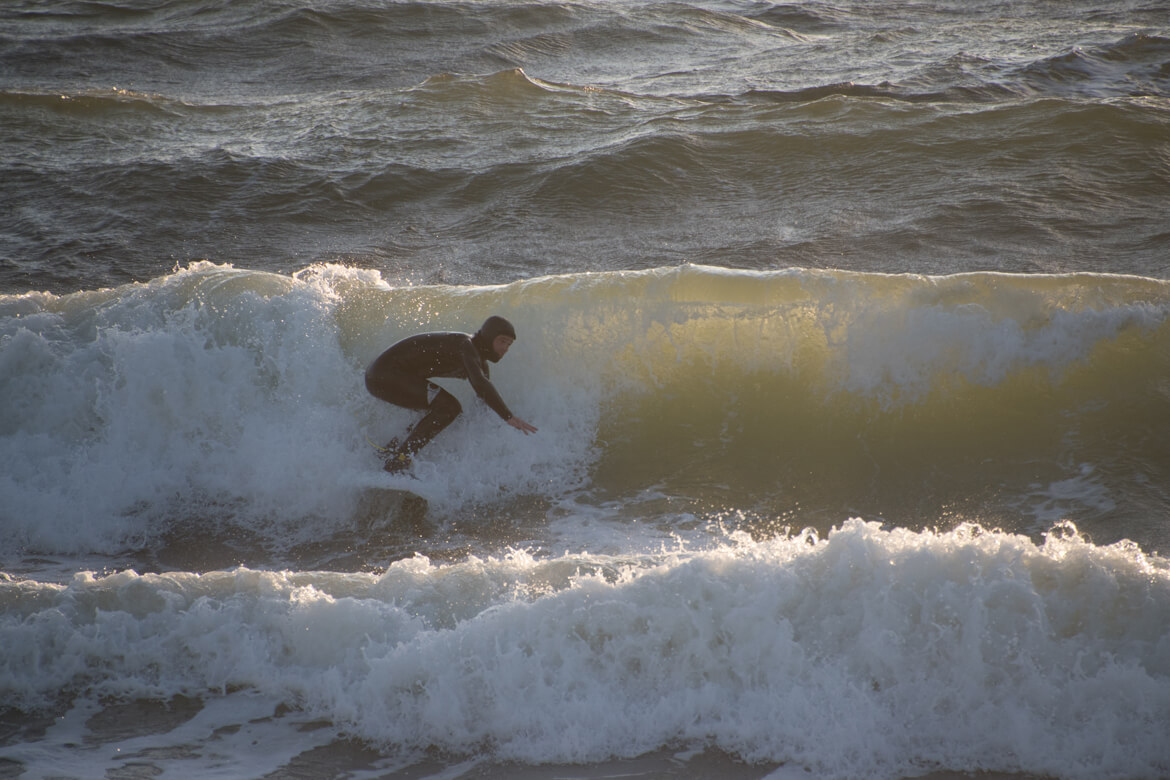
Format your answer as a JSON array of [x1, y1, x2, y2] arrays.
[[3, 521, 1169, 779]]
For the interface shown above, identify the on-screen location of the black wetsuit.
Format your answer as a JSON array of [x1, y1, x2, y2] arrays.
[[365, 326, 513, 459]]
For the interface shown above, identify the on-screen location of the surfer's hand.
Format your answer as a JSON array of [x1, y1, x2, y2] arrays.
[[508, 416, 538, 435]]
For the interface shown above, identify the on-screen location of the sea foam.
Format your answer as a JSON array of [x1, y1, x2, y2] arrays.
[[1, 520, 1167, 779]]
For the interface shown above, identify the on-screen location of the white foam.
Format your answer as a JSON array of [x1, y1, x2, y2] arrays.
[[837, 287, 1166, 404], [0, 263, 602, 555], [2, 522, 1168, 779]]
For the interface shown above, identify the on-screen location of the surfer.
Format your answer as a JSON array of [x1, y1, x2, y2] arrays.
[[364, 315, 538, 473]]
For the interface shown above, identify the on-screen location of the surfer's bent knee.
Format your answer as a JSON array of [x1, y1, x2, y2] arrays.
[[429, 388, 462, 421]]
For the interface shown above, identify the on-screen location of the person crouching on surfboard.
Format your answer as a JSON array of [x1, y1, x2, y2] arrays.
[[365, 315, 538, 473]]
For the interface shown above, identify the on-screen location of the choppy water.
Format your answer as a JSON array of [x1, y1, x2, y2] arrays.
[[2, 1, 1169, 778]]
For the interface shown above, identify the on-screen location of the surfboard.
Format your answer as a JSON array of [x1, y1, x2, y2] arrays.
[[357, 435, 429, 531], [354, 485, 428, 532]]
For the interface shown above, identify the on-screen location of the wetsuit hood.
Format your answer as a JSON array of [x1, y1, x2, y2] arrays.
[[472, 315, 516, 363]]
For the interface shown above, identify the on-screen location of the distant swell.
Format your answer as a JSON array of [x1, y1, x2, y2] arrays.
[[1020, 33, 1170, 97]]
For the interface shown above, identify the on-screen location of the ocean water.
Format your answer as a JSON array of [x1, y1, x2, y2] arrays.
[[2, 1, 1170, 778]]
